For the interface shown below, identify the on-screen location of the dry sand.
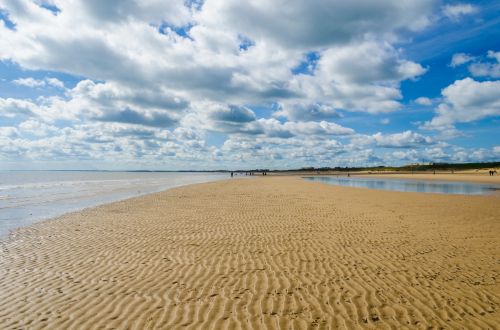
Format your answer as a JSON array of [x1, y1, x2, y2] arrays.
[[0, 177, 499, 329]]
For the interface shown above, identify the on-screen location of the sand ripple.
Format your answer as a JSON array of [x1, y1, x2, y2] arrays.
[[0, 177, 499, 329]]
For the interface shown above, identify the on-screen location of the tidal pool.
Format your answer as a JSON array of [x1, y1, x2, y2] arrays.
[[303, 176, 499, 195]]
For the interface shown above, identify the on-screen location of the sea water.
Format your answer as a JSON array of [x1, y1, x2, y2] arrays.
[[0, 171, 227, 238]]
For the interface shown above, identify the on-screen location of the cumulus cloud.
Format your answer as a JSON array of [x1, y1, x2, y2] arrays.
[[353, 131, 434, 148], [315, 41, 426, 84], [424, 78, 500, 129], [0, 97, 40, 118], [98, 108, 179, 128], [196, 0, 434, 49], [450, 53, 475, 67], [274, 103, 340, 121], [45, 77, 64, 88], [373, 131, 433, 148], [287, 41, 427, 114], [494, 146, 500, 156], [181, 102, 266, 135], [442, 3, 478, 21], [12, 77, 45, 88], [0, 126, 20, 138], [12, 77, 65, 88], [18, 119, 59, 137], [209, 105, 256, 123], [0, 0, 430, 114], [76, 0, 192, 25], [1, 0, 494, 168], [468, 50, 500, 78], [281, 120, 354, 137], [185, 101, 354, 138], [415, 97, 433, 106]]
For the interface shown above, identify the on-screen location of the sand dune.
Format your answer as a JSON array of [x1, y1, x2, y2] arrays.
[[0, 177, 499, 329]]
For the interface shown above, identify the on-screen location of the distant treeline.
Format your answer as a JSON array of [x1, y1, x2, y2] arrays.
[[281, 161, 500, 173]]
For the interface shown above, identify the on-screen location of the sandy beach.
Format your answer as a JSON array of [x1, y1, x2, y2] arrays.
[[0, 176, 499, 329]]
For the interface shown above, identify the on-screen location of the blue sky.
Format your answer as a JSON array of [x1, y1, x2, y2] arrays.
[[0, 0, 499, 170]]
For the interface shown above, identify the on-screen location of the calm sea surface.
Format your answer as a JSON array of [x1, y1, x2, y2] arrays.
[[303, 176, 499, 195], [0, 171, 228, 238]]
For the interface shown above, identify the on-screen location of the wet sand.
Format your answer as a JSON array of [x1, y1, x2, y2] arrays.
[[0, 176, 499, 329]]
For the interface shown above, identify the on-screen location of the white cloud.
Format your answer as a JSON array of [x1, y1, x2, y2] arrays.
[[12, 77, 46, 88], [450, 53, 474, 67], [184, 101, 355, 137], [315, 41, 426, 84], [353, 131, 434, 148], [274, 103, 339, 121], [415, 97, 432, 106], [196, 0, 434, 49], [67, 80, 188, 126], [468, 50, 500, 78], [287, 41, 427, 114], [442, 4, 478, 21], [424, 78, 500, 129], [2, 0, 494, 168], [282, 120, 354, 137], [12, 77, 65, 88], [74, 0, 192, 26], [17, 119, 59, 137], [0, 0, 430, 116], [0, 126, 20, 138], [45, 77, 64, 88], [487, 50, 500, 63], [0, 97, 40, 118]]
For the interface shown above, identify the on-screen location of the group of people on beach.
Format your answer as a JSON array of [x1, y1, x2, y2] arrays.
[[230, 171, 267, 177], [489, 170, 497, 176]]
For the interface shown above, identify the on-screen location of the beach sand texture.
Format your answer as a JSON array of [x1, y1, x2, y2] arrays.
[[0, 177, 499, 329]]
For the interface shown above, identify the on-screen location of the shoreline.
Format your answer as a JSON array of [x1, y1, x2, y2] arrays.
[[3, 173, 497, 241], [3, 172, 497, 240], [0, 176, 498, 328], [0, 173, 232, 240]]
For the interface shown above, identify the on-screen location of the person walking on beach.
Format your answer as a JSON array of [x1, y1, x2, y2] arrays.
[[231, 171, 233, 178]]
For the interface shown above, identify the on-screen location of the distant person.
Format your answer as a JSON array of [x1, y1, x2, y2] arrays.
[[231, 171, 233, 178]]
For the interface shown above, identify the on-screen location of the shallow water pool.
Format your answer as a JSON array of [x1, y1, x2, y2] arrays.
[[303, 176, 499, 195]]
